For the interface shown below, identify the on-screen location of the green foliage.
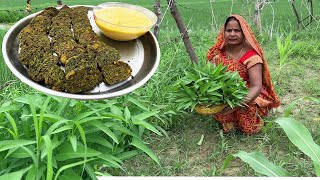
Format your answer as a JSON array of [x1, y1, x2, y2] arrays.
[[0, 11, 26, 23], [170, 61, 248, 111], [0, 93, 165, 179], [292, 41, 320, 59], [225, 97, 320, 177], [231, 151, 290, 177], [275, 31, 298, 80]]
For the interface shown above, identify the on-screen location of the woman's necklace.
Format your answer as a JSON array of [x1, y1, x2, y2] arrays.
[[227, 44, 244, 60]]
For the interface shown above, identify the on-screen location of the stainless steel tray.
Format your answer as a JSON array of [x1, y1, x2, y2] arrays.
[[2, 5, 160, 100]]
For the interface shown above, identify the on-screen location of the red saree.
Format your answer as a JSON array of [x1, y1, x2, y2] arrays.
[[206, 15, 280, 134]]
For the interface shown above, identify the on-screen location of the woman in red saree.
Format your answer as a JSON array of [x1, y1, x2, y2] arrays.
[[207, 14, 280, 134]]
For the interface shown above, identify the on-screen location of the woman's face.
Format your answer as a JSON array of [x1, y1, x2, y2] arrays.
[[224, 19, 244, 46]]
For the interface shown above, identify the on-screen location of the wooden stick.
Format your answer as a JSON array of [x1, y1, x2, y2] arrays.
[[167, 0, 198, 64]]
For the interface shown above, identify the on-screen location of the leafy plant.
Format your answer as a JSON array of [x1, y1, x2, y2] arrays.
[[0, 93, 165, 179], [170, 61, 248, 111], [223, 97, 320, 177], [275, 31, 298, 81]]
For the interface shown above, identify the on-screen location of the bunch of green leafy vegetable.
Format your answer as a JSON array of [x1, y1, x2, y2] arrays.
[[171, 62, 248, 111]]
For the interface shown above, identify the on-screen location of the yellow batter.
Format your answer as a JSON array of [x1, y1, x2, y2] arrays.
[[94, 7, 153, 41]]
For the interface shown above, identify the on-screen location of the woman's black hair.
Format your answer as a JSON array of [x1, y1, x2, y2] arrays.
[[224, 16, 239, 29]]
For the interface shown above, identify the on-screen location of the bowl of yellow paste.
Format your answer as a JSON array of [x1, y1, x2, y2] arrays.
[[93, 2, 157, 41]]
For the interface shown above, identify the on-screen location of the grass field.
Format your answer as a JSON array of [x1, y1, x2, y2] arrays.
[[0, 0, 320, 177]]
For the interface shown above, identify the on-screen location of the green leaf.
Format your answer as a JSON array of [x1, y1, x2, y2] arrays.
[[124, 107, 131, 122], [175, 97, 193, 103], [0, 105, 20, 113], [85, 164, 98, 180], [132, 120, 162, 136], [314, 162, 320, 177], [45, 119, 71, 135], [112, 125, 140, 139], [222, 154, 234, 172], [110, 105, 123, 116], [116, 150, 140, 161], [99, 113, 127, 123], [199, 82, 212, 95], [58, 169, 83, 180], [4, 112, 19, 139], [54, 158, 96, 180], [51, 125, 73, 134], [56, 142, 101, 161], [74, 122, 87, 148], [1, 127, 16, 140], [69, 135, 77, 152], [182, 85, 197, 100], [42, 135, 53, 180], [72, 110, 101, 121], [8, 147, 29, 159], [284, 99, 301, 117], [25, 165, 37, 180], [21, 146, 37, 165], [39, 97, 51, 133], [0, 165, 32, 180], [0, 140, 36, 152], [131, 111, 160, 121], [131, 137, 160, 165], [75, 116, 104, 125], [86, 135, 113, 149], [55, 98, 70, 116], [275, 117, 320, 165], [43, 114, 67, 122], [98, 154, 123, 169], [304, 96, 320, 104], [90, 122, 119, 144], [38, 164, 48, 180], [233, 151, 290, 177], [127, 96, 149, 111], [27, 96, 40, 146]]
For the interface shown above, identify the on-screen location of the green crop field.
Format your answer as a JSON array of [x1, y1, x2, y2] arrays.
[[0, 0, 320, 178]]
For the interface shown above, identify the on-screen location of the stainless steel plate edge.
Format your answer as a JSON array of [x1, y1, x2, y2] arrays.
[[2, 5, 160, 100]]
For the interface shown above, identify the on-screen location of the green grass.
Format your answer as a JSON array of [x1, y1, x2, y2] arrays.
[[0, 30, 15, 85], [0, 0, 320, 177]]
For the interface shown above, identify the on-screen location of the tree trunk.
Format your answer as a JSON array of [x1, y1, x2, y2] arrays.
[[254, 1, 262, 35], [153, 0, 162, 39], [290, 0, 301, 29], [167, 0, 198, 64]]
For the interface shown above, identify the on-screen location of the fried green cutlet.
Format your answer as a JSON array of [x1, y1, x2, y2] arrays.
[[49, 27, 73, 43], [19, 34, 55, 66], [52, 39, 86, 65], [100, 61, 132, 85], [71, 6, 89, 14], [70, 9, 96, 44], [19, 26, 46, 45], [76, 30, 99, 45], [19, 48, 58, 66], [28, 58, 56, 82], [51, 16, 72, 27], [87, 41, 121, 66], [64, 54, 102, 93], [38, 7, 59, 17], [70, 7, 90, 23], [19, 33, 50, 48], [44, 65, 66, 91], [29, 15, 52, 33]]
